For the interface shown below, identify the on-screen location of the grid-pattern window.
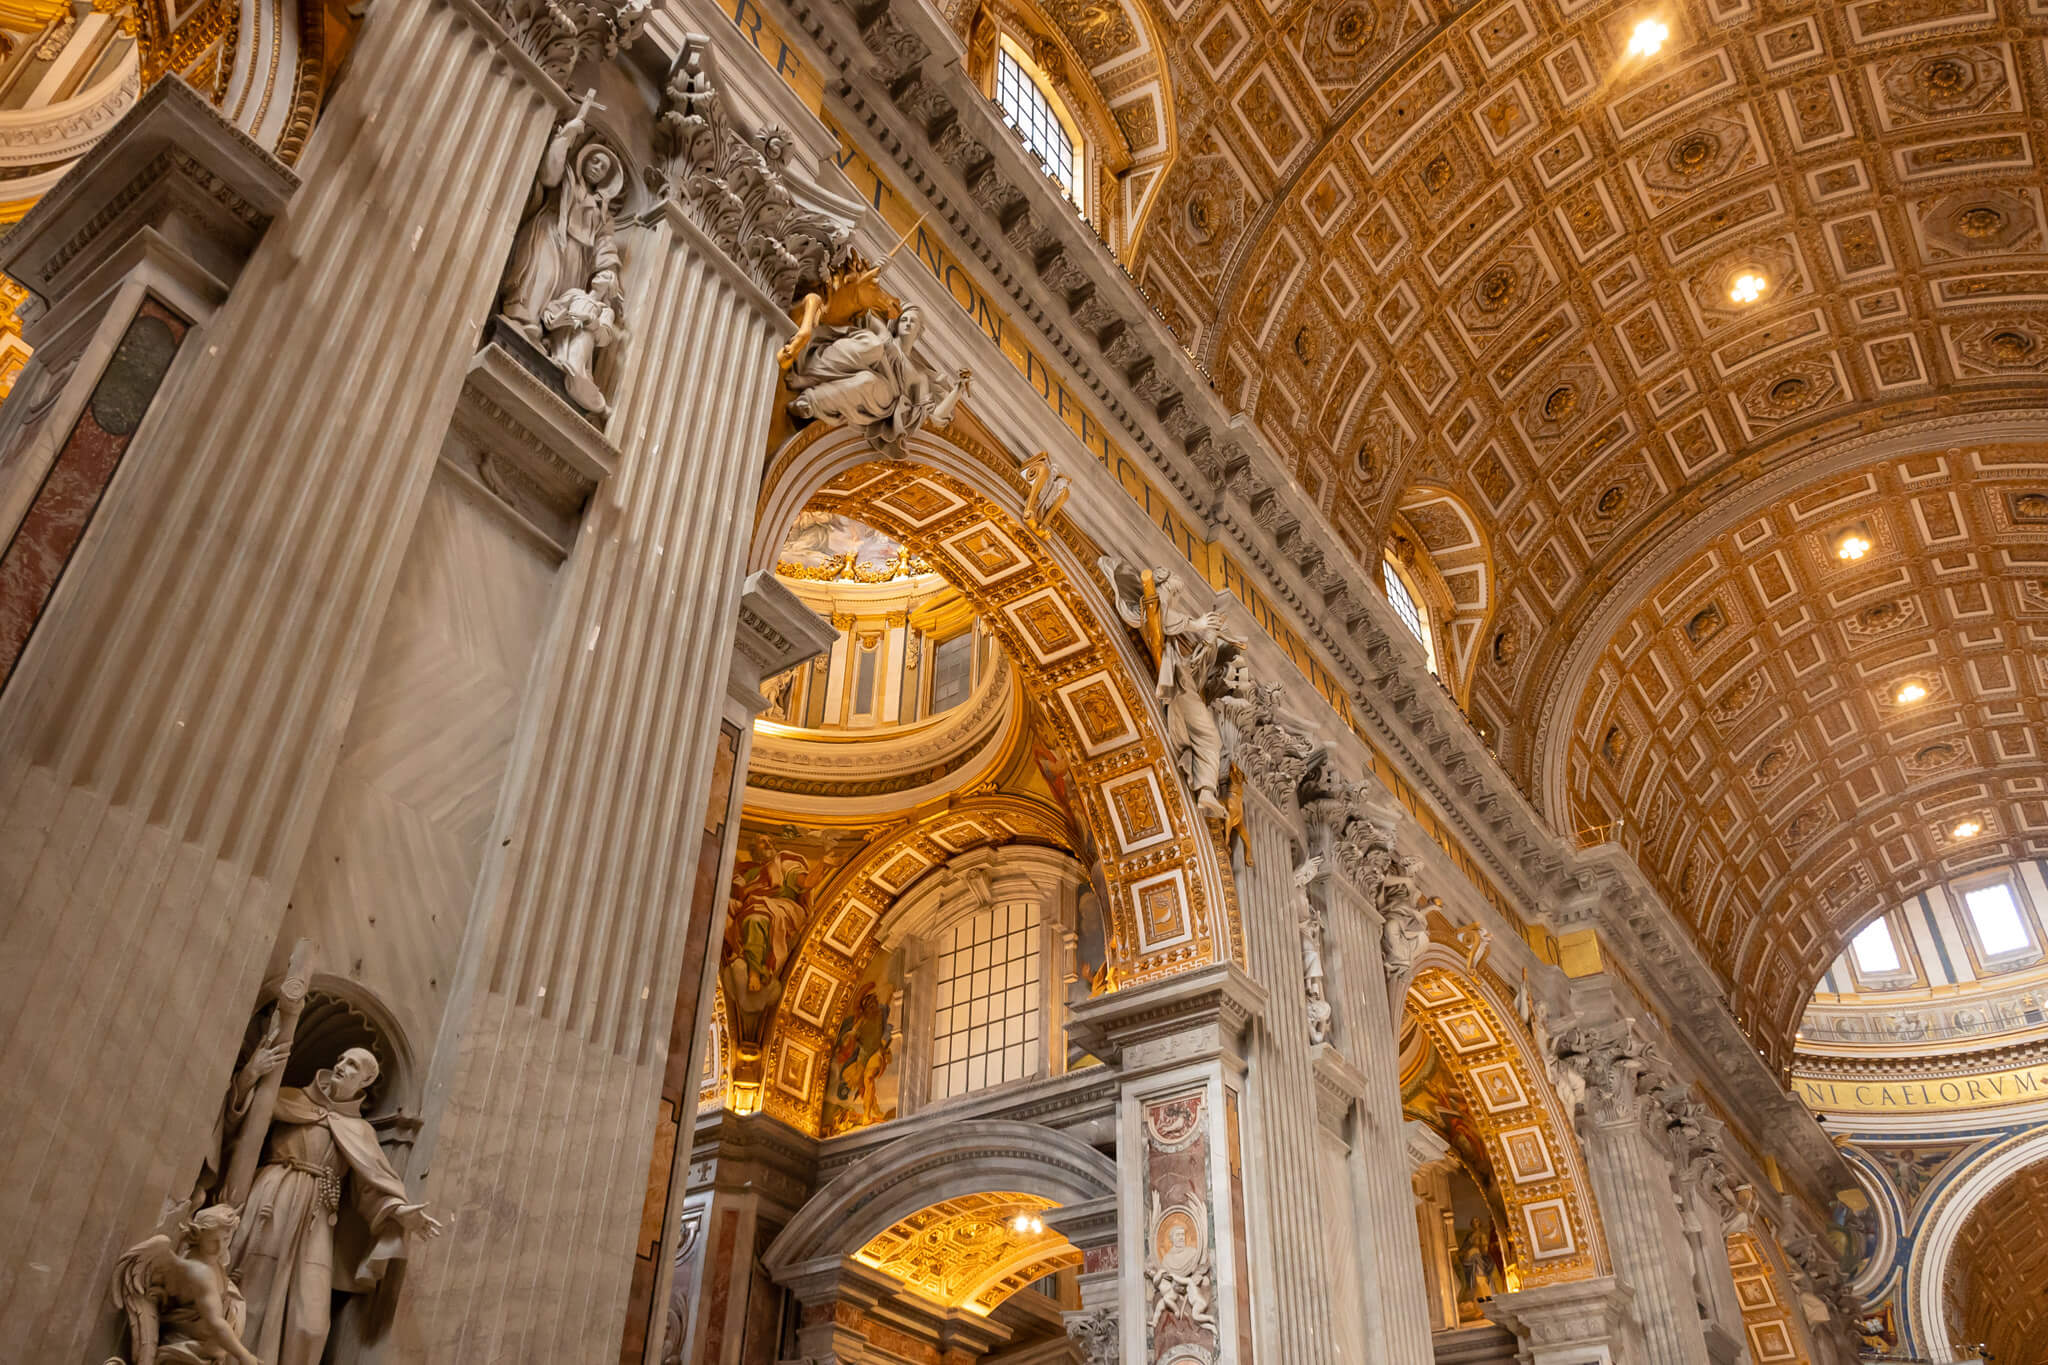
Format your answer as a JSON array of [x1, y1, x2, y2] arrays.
[[1384, 561, 1426, 644], [1851, 917, 1902, 975], [929, 902, 1042, 1101], [930, 631, 974, 714], [1964, 882, 2032, 958], [996, 46, 1078, 200]]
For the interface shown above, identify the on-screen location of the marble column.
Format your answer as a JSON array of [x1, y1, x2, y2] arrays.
[[0, 1, 571, 1350], [1067, 963, 1264, 1365], [387, 50, 854, 1353], [1231, 785, 1341, 1364]]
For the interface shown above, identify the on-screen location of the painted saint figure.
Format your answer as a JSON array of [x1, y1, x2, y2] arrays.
[[222, 1044, 441, 1365]]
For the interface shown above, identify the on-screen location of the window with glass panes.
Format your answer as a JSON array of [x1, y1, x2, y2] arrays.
[[1963, 882, 2032, 958], [1383, 561, 1426, 644], [995, 45, 1078, 200], [929, 631, 974, 714], [929, 901, 1042, 1101]]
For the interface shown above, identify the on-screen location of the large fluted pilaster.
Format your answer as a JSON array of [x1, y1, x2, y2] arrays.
[[388, 142, 846, 1350], [0, 3, 559, 1352]]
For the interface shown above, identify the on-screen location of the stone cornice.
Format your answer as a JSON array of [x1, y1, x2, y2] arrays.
[[1792, 1033, 2048, 1081]]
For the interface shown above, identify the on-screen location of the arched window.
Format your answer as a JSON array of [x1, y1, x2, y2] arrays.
[[1383, 556, 1438, 675], [929, 899, 1045, 1101], [994, 35, 1084, 205]]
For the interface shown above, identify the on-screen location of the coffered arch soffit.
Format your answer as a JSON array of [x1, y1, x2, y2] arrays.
[[754, 422, 1239, 987], [1124, 0, 2048, 766], [750, 792, 1074, 1132], [1560, 444, 2048, 1066], [1403, 950, 1610, 1285]]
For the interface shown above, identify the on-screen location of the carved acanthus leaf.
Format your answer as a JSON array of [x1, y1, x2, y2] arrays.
[[483, 0, 651, 86], [654, 38, 849, 308]]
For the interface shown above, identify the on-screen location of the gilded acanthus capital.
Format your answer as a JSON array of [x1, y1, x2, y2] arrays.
[[653, 38, 852, 309]]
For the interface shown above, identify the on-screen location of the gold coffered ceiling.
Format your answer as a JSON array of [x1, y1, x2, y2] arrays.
[[1108, 0, 2048, 1056]]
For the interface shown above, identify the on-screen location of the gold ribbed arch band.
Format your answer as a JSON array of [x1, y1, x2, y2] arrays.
[[1404, 950, 1608, 1287]]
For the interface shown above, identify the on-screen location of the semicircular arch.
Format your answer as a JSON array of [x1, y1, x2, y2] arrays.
[[748, 418, 1238, 1116], [762, 1116, 1119, 1273], [1905, 1125, 2048, 1359], [1402, 949, 1609, 1287]]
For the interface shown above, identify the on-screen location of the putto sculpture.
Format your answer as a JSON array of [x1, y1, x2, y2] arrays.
[[779, 253, 971, 454], [499, 92, 628, 415]]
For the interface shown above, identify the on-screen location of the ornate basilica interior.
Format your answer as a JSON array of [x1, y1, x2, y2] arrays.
[[0, 0, 2043, 1358]]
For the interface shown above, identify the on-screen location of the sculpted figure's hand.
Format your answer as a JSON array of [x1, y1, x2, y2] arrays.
[[394, 1203, 444, 1239]]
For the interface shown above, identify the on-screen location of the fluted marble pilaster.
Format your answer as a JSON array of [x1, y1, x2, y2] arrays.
[[1581, 1111, 1712, 1365], [1321, 846, 1435, 1365], [0, 2, 557, 1352], [1234, 794, 1338, 1363], [389, 201, 798, 1359]]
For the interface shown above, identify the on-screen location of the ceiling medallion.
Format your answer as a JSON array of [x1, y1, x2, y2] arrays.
[[1327, 2, 1378, 54], [1601, 724, 1630, 764], [1684, 602, 1724, 645], [1955, 204, 2006, 239], [1475, 264, 1517, 311], [1668, 131, 1720, 178], [1423, 153, 1454, 192], [1542, 385, 1578, 421], [1990, 330, 2036, 361], [1595, 485, 1628, 518], [1770, 376, 1807, 403], [1709, 673, 1762, 724], [1752, 746, 1789, 785], [1907, 741, 1960, 773], [2014, 491, 2048, 520], [1919, 57, 1968, 97]]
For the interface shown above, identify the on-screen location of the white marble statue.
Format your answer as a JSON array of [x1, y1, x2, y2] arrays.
[[1021, 450, 1069, 537], [784, 295, 969, 452], [500, 94, 627, 414], [109, 1204, 262, 1365], [1295, 854, 1331, 1044], [1100, 554, 1246, 818], [218, 1043, 442, 1365]]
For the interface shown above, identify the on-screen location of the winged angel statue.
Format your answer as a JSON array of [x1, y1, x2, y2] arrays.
[[1099, 555, 1249, 819], [106, 1204, 261, 1365]]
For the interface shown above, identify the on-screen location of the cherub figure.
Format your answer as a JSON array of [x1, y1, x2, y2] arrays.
[[109, 1204, 262, 1365]]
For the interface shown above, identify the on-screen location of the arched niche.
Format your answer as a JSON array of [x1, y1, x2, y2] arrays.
[[1401, 951, 1608, 1293], [1905, 1125, 2048, 1359]]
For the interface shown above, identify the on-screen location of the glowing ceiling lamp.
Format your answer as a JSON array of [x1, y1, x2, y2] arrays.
[[1729, 272, 1768, 304], [1951, 818, 1983, 839], [1834, 531, 1872, 561], [1626, 17, 1669, 57], [1893, 680, 1928, 705]]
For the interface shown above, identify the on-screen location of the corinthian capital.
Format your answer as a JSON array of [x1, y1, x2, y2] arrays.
[[654, 37, 852, 308], [1552, 1019, 1674, 1128], [1229, 682, 1318, 808], [1066, 1307, 1118, 1364], [486, 0, 652, 86]]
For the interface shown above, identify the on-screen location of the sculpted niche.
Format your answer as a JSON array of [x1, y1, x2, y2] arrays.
[[107, 953, 438, 1365]]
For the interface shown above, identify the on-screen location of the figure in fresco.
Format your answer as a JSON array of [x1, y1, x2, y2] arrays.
[[830, 984, 894, 1123], [721, 832, 845, 1040]]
